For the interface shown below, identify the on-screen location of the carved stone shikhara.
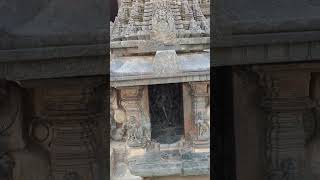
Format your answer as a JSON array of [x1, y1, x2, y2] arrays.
[[111, 0, 210, 42]]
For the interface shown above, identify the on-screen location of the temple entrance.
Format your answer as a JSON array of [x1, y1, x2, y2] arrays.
[[148, 83, 184, 144]]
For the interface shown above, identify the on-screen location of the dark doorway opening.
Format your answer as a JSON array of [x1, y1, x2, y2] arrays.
[[148, 83, 184, 144]]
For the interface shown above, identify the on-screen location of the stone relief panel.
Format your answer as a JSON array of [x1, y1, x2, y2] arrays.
[[118, 86, 151, 147], [150, 0, 177, 45], [189, 81, 210, 146]]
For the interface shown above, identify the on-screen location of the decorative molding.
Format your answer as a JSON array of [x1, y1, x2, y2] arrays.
[[111, 72, 210, 87], [214, 41, 320, 66]]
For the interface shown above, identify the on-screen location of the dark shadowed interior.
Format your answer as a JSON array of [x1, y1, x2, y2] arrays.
[[148, 83, 184, 144]]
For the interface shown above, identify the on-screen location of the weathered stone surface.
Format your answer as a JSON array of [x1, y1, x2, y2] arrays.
[[153, 50, 181, 75], [110, 52, 210, 79]]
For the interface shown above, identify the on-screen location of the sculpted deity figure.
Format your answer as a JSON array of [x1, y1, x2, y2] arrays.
[[126, 116, 143, 147], [151, 0, 176, 45]]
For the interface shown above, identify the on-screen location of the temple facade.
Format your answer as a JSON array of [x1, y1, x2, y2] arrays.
[[110, 0, 210, 179]]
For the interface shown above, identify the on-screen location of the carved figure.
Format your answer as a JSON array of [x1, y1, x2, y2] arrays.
[[151, 0, 176, 44], [126, 116, 143, 146]]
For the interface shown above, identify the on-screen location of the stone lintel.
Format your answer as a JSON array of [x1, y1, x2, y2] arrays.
[[111, 73, 210, 87]]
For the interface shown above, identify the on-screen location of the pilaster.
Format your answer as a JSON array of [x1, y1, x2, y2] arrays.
[[189, 81, 210, 148], [118, 86, 151, 147], [256, 68, 314, 180]]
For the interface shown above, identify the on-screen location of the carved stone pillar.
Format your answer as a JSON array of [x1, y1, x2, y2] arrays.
[[189, 81, 210, 147], [118, 86, 151, 147], [256, 68, 314, 180]]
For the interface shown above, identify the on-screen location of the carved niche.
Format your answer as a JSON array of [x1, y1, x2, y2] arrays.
[[189, 81, 210, 145], [118, 86, 151, 147]]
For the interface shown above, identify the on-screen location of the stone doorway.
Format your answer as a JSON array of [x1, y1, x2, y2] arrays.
[[148, 83, 184, 144]]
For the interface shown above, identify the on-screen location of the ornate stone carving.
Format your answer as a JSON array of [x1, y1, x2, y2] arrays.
[[110, 0, 209, 42], [151, 0, 176, 45], [255, 68, 314, 180], [119, 86, 151, 147], [189, 81, 210, 145]]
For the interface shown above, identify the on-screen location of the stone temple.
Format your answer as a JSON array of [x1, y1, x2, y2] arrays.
[[110, 0, 210, 179]]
